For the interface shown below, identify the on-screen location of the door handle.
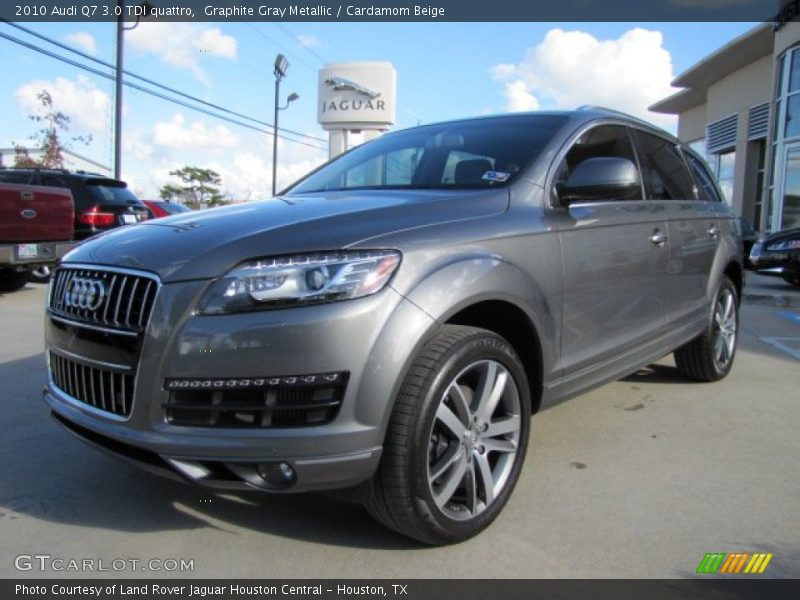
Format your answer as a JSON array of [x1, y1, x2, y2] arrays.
[[649, 230, 668, 246], [708, 224, 720, 238]]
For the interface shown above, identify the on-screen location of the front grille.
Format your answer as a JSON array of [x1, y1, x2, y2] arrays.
[[165, 374, 348, 428], [49, 352, 134, 417], [49, 266, 158, 333]]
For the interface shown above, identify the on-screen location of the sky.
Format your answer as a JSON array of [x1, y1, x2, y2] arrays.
[[0, 21, 758, 200]]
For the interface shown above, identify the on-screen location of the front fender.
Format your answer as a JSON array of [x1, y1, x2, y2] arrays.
[[398, 256, 560, 390]]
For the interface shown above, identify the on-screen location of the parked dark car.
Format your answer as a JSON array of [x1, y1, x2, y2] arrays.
[[143, 200, 191, 219], [43, 108, 742, 545], [749, 227, 800, 286], [0, 169, 148, 240]]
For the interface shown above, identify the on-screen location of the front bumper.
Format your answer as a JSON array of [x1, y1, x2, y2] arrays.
[[44, 277, 436, 493]]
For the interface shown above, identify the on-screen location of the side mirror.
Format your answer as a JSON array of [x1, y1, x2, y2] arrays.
[[557, 157, 640, 206]]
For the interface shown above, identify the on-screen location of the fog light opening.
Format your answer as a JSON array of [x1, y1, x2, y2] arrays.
[[256, 461, 297, 489]]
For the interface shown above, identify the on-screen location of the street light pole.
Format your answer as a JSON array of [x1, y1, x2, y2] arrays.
[[272, 54, 294, 196], [114, 0, 124, 179], [272, 68, 280, 196]]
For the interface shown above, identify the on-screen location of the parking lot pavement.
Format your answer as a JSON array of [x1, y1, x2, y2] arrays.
[[744, 271, 800, 307], [1, 283, 798, 579]]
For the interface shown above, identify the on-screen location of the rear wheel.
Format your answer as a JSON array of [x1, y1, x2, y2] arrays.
[[0, 269, 30, 293], [366, 325, 531, 545], [674, 276, 738, 382]]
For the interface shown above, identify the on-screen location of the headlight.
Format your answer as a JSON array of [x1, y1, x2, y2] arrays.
[[199, 250, 401, 314]]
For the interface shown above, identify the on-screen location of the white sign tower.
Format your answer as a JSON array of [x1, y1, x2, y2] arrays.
[[318, 62, 397, 159]]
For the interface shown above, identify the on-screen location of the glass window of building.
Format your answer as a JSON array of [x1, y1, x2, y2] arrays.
[[773, 45, 800, 230], [714, 151, 736, 204]]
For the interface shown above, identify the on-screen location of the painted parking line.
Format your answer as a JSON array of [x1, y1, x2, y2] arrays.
[[774, 310, 800, 326], [759, 336, 800, 360]]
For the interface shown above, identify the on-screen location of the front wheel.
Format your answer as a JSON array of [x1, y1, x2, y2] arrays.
[[674, 276, 739, 382], [366, 325, 531, 545], [781, 273, 800, 287]]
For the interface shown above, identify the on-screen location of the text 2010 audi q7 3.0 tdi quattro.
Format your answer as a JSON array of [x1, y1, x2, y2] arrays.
[[44, 108, 742, 544]]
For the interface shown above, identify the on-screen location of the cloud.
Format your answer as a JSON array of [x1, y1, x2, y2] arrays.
[[490, 28, 677, 127], [152, 114, 239, 150], [65, 32, 97, 55], [123, 128, 153, 161], [15, 75, 111, 134], [126, 23, 237, 85], [503, 80, 540, 112], [296, 34, 321, 49], [141, 132, 326, 201]]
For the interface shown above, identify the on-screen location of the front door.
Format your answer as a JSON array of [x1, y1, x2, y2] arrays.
[[555, 124, 668, 377]]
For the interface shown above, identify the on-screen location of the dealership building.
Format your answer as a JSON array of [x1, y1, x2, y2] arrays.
[[651, 21, 800, 234]]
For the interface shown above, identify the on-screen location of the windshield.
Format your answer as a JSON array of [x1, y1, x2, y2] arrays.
[[287, 115, 567, 195], [157, 202, 190, 214]]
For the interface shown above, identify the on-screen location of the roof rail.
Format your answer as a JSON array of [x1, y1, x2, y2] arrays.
[[576, 105, 661, 129]]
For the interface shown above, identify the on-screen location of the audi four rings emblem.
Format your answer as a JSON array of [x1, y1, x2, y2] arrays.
[[64, 278, 106, 311]]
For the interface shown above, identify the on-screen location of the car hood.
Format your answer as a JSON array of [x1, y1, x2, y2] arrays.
[[62, 189, 506, 282]]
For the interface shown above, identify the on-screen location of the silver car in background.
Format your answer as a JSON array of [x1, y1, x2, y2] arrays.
[[43, 107, 742, 544]]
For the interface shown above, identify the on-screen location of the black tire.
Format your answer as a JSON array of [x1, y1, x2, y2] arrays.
[[674, 276, 739, 382], [0, 269, 30, 293], [781, 273, 800, 287], [366, 325, 531, 545]]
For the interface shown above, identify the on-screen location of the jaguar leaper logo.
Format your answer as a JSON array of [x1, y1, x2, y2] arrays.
[[324, 76, 381, 99]]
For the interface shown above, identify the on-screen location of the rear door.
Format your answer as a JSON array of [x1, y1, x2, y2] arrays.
[[633, 130, 721, 326], [555, 124, 669, 377]]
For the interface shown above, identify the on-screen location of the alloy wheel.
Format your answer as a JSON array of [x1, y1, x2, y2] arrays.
[[713, 288, 737, 370], [427, 359, 522, 521]]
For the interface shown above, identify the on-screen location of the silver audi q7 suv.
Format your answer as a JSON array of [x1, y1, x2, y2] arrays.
[[44, 108, 742, 544]]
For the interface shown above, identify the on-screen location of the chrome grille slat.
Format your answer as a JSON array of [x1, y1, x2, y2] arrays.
[[49, 351, 132, 417], [99, 371, 106, 412], [102, 274, 117, 323], [138, 281, 153, 327], [49, 267, 158, 334], [125, 279, 139, 328], [113, 277, 127, 326]]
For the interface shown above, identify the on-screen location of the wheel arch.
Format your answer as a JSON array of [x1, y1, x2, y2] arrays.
[[445, 300, 544, 413]]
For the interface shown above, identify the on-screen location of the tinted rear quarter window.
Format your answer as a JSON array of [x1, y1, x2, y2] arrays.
[[635, 130, 696, 200]]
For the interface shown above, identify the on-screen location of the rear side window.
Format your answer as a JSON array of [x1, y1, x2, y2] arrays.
[[685, 152, 723, 203], [0, 171, 35, 185], [635, 130, 696, 200], [39, 174, 69, 188]]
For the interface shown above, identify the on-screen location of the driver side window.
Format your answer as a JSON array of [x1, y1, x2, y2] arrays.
[[554, 124, 641, 201]]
